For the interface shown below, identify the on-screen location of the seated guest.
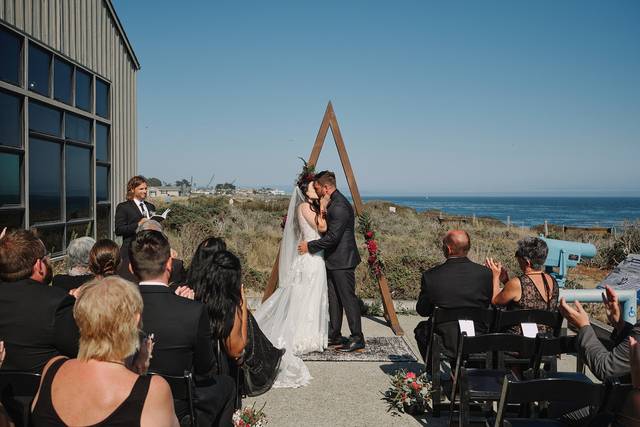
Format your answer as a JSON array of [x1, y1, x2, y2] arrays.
[[31, 276, 179, 427], [486, 236, 559, 335], [130, 230, 235, 426], [560, 285, 639, 381], [415, 230, 493, 360], [0, 229, 79, 373], [88, 238, 121, 279], [52, 236, 96, 292], [189, 239, 247, 365]]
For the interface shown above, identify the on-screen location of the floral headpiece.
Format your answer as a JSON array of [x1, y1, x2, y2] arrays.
[[296, 157, 316, 187]]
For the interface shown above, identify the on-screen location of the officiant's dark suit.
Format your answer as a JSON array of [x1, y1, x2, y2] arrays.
[[415, 256, 493, 359], [114, 199, 156, 253], [308, 189, 364, 345]]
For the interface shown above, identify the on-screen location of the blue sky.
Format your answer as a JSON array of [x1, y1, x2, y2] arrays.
[[113, 0, 640, 196]]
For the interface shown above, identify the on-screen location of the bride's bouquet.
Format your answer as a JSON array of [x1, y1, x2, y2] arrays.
[[232, 403, 268, 427]]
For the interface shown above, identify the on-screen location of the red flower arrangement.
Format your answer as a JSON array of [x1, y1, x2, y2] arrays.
[[358, 212, 384, 278], [382, 369, 431, 415]]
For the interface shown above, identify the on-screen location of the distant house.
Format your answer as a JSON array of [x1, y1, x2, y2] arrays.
[[148, 186, 190, 198]]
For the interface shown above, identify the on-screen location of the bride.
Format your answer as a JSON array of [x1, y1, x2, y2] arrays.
[[253, 170, 329, 388]]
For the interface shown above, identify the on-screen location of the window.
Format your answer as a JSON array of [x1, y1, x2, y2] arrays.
[[0, 90, 22, 147], [75, 69, 91, 111], [96, 165, 109, 203], [0, 26, 21, 86], [0, 153, 21, 206], [29, 137, 61, 224], [96, 123, 109, 161], [28, 44, 51, 96], [65, 146, 91, 220], [65, 113, 91, 143], [54, 58, 73, 104], [34, 225, 64, 255], [29, 102, 62, 137], [66, 221, 93, 245], [96, 79, 109, 118], [96, 204, 110, 240], [0, 209, 23, 229]]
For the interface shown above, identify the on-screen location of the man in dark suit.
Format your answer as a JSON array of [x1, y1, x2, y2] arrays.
[[114, 175, 156, 271], [298, 171, 364, 352], [415, 230, 493, 360], [129, 230, 234, 426], [0, 229, 79, 373]]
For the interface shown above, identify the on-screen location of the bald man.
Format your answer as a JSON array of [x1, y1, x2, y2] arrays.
[[415, 230, 493, 361]]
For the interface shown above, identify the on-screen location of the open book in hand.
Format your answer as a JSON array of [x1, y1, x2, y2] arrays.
[[149, 209, 170, 222]]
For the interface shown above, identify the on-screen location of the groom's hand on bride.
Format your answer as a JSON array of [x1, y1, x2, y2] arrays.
[[297, 241, 309, 254]]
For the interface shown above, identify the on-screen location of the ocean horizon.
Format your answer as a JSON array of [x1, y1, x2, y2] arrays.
[[357, 196, 640, 228]]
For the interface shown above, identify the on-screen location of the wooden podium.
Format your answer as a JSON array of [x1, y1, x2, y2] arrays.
[[262, 102, 404, 336]]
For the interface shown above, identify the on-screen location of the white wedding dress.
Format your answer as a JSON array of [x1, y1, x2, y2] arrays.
[[253, 188, 329, 388]]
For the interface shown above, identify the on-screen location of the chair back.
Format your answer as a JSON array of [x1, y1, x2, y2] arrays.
[[148, 371, 196, 427], [494, 377, 603, 426], [599, 380, 633, 415], [494, 309, 563, 336], [531, 335, 578, 377], [458, 333, 536, 359], [0, 371, 42, 427], [432, 306, 495, 326]]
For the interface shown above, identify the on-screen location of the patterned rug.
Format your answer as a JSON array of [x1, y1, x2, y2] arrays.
[[300, 337, 417, 362]]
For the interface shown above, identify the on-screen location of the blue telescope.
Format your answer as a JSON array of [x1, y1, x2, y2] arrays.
[[539, 236, 597, 288]]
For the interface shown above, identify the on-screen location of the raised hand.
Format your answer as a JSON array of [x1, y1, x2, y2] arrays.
[[131, 334, 154, 375], [0, 227, 6, 239], [559, 297, 590, 329], [175, 286, 194, 300], [0, 340, 5, 368], [602, 284, 623, 330], [485, 258, 502, 277]]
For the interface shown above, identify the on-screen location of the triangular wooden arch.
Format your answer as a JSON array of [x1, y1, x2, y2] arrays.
[[262, 102, 404, 336]]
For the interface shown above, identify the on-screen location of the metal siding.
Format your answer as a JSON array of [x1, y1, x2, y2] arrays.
[[1, 0, 139, 211]]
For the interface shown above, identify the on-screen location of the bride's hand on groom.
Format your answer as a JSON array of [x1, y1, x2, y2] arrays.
[[297, 241, 309, 254]]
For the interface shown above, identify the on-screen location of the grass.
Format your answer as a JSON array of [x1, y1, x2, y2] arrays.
[[143, 195, 637, 300]]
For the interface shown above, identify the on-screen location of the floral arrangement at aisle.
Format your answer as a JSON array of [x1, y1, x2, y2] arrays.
[[381, 369, 432, 415], [232, 403, 268, 427], [358, 211, 385, 278]]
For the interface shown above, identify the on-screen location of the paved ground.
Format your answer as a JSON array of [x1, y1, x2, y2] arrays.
[[244, 313, 591, 427], [244, 315, 445, 427]]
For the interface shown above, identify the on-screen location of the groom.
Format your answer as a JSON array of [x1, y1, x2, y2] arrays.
[[298, 171, 365, 352]]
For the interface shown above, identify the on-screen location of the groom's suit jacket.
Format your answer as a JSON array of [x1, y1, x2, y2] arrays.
[[308, 190, 361, 270]]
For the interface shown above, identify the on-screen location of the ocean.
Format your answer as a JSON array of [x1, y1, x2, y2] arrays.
[[359, 196, 640, 228]]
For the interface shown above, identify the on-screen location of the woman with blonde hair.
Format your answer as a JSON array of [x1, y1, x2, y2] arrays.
[[30, 276, 178, 427]]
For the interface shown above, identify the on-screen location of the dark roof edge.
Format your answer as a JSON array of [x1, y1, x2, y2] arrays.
[[103, 0, 141, 70]]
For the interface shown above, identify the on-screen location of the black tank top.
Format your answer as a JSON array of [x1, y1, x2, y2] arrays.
[[31, 358, 151, 427]]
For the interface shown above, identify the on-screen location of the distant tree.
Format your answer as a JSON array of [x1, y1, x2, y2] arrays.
[[147, 177, 162, 187], [215, 182, 236, 192], [175, 179, 191, 187]]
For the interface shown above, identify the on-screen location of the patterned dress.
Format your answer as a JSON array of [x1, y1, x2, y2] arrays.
[[507, 273, 560, 335]]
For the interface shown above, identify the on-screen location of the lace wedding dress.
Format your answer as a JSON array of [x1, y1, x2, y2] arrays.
[[253, 188, 329, 388]]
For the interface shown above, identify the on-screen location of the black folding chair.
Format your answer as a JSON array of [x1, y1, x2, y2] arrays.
[[493, 309, 563, 337], [426, 306, 496, 417], [530, 335, 587, 381], [149, 371, 196, 427], [449, 333, 536, 426], [493, 377, 603, 426], [0, 370, 42, 427]]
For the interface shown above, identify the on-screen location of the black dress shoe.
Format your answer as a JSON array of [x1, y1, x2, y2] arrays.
[[328, 336, 349, 347], [338, 338, 365, 353]]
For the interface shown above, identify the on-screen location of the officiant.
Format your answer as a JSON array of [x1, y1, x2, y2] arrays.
[[114, 175, 156, 263]]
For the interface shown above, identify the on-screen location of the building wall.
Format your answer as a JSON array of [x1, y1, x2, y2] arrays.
[[0, 0, 137, 212], [0, 0, 138, 250]]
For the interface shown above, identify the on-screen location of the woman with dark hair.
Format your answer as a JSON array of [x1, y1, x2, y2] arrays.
[[486, 237, 560, 335], [89, 239, 121, 279], [191, 250, 248, 360], [186, 237, 227, 287], [114, 176, 156, 260]]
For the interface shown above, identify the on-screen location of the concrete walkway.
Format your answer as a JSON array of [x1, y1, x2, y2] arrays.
[[244, 315, 447, 427]]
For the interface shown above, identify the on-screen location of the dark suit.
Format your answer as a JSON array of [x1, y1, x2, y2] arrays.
[[415, 257, 493, 358], [576, 321, 640, 381], [0, 279, 79, 373], [51, 274, 94, 293], [138, 284, 234, 426], [308, 190, 363, 341], [114, 199, 156, 256]]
